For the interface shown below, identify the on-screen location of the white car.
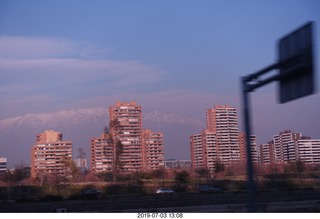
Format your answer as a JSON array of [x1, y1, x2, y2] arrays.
[[155, 188, 175, 195]]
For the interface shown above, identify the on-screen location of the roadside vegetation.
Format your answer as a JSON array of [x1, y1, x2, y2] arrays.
[[1, 161, 320, 202]]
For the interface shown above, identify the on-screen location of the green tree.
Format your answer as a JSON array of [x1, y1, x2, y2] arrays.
[[109, 119, 124, 182], [62, 155, 78, 180], [214, 160, 225, 173], [151, 168, 166, 179], [174, 170, 190, 184], [195, 168, 210, 179], [0, 164, 30, 185], [0, 164, 30, 200], [295, 159, 306, 184], [151, 168, 167, 187], [114, 140, 124, 177], [103, 126, 109, 134], [284, 159, 306, 177], [174, 170, 190, 192]]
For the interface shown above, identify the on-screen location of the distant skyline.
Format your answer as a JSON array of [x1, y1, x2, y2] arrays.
[[1, 1, 320, 166]]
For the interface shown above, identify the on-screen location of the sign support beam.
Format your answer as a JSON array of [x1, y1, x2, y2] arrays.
[[241, 21, 315, 212]]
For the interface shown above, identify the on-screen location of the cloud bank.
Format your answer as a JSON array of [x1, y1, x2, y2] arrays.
[[0, 36, 167, 118]]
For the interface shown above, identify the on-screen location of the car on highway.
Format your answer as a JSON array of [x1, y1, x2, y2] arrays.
[[198, 185, 222, 193], [80, 188, 103, 200], [155, 188, 175, 195]]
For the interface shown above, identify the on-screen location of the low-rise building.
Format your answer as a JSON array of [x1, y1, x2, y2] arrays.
[[74, 157, 88, 174], [165, 159, 191, 169]]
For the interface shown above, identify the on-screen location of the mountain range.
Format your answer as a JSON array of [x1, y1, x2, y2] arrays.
[[0, 107, 204, 168]]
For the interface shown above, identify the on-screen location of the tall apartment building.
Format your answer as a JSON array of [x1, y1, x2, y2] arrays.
[[90, 133, 113, 173], [272, 130, 302, 163], [297, 139, 320, 164], [0, 157, 7, 173], [239, 132, 258, 163], [109, 102, 143, 172], [202, 130, 217, 171], [206, 105, 240, 163], [142, 129, 165, 170], [91, 102, 165, 174], [191, 105, 242, 172], [190, 130, 216, 171], [30, 130, 73, 178], [190, 133, 204, 169], [259, 130, 318, 164], [259, 142, 274, 164]]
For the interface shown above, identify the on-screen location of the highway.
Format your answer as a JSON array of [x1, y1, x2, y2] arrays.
[[0, 189, 319, 212]]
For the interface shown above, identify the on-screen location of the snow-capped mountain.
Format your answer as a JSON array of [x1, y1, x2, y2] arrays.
[[0, 107, 204, 168], [143, 110, 203, 127], [0, 107, 108, 131]]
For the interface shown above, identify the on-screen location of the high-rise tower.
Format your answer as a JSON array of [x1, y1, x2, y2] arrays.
[[190, 129, 216, 171], [239, 132, 258, 163], [109, 102, 143, 172], [90, 133, 113, 173], [273, 130, 303, 163], [30, 130, 73, 178], [191, 105, 243, 172], [206, 105, 240, 163], [90, 102, 165, 174], [142, 129, 165, 170]]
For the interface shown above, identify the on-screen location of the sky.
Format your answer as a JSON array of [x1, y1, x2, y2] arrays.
[[1, 0, 320, 161]]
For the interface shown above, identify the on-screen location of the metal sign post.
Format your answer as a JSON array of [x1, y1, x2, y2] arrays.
[[241, 21, 315, 212], [241, 79, 256, 212]]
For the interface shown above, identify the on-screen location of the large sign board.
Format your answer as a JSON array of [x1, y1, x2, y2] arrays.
[[278, 21, 315, 103]]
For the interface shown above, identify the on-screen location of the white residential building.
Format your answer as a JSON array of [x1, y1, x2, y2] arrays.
[[297, 139, 320, 164]]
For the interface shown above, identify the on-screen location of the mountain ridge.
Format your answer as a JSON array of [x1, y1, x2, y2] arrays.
[[0, 107, 204, 168], [0, 107, 204, 130]]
